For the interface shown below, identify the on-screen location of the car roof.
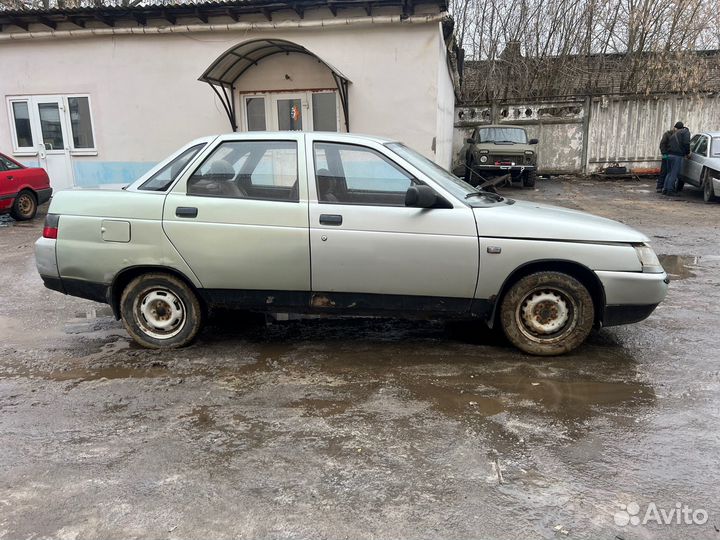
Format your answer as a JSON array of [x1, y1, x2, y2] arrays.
[[702, 131, 720, 137], [214, 131, 398, 144]]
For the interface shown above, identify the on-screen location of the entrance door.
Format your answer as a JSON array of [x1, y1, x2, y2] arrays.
[[242, 91, 339, 133], [34, 98, 75, 191]]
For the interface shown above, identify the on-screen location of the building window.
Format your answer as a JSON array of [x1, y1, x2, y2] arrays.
[[188, 140, 298, 202], [245, 97, 266, 131], [11, 101, 34, 149], [312, 92, 338, 132], [68, 97, 95, 149], [6, 95, 97, 155]]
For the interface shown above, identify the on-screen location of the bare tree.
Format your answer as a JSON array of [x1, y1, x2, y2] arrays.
[[454, 0, 720, 101]]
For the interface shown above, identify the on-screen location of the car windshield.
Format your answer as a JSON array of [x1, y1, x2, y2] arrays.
[[138, 143, 206, 191], [386, 142, 507, 204], [476, 127, 527, 144], [712, 137, 720, 157]]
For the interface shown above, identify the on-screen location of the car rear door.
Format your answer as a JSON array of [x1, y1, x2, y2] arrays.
[[162, 133, 311, 308], [306, 135, 479, 313]]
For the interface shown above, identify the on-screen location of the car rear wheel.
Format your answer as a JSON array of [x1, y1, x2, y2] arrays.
[[10, 190, 37, 221], [120, 273, 203, 348], [703, 170, 717, 203], [499, 271, 594, 356]]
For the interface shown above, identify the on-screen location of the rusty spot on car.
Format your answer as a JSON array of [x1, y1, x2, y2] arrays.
[[311, 294, 335, 308]]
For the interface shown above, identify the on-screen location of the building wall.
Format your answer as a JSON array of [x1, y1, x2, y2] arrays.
[[0, 22, 445, 188], [453, 94, 720, 174], [434, 22, 455, 169]]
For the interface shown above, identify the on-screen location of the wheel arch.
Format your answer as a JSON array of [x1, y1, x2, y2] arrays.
[[109, 265, 205, 320], [487, 259, 607, 329]]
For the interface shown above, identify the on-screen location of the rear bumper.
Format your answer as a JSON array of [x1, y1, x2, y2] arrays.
[[37, 187, 53, 205]]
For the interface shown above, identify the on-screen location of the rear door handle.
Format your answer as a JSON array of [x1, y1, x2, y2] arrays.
[[176, 207, 198, 218], [6, 176, 13, 180], [319, 214, 342, 226]]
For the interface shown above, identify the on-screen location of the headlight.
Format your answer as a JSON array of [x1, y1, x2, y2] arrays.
[[634, 243, 663, 273], [479, 155, 488, 163]]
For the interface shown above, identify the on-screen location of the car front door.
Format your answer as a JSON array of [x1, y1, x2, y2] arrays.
[[683, 135, 706, 186], [686, 135, 710, 187], [162, 134, 311, 308], [306, 136, 479, 313]]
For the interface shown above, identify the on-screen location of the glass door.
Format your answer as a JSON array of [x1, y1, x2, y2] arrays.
[[271, 94, 308, 131], [34, 97, 75, 191]]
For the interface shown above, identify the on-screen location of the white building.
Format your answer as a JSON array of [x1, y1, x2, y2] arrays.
[[0, 0, 458, 190]]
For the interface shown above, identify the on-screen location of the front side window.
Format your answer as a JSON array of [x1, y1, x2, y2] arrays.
[[695, 137, 708, 156], [313, 142, 417, 206], [188, 140, 298, 202], [138, 144, 205, 191]]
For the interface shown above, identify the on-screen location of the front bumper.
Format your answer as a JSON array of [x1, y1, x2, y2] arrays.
[[596, 270, 669, 327]]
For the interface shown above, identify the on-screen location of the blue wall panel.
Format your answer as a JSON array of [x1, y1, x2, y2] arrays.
[[73, 161, 156, 187]]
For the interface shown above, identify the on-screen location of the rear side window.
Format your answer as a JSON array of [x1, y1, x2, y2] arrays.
[[187, 140, 298, 202], [138, 144, 205, 192], [0, 155, 23, 171]]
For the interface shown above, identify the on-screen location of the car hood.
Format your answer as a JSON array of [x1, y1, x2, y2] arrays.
[[473, 199, 649, 243]]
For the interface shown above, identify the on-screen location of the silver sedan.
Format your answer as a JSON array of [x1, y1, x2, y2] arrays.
[[680, 131, 720, 203]]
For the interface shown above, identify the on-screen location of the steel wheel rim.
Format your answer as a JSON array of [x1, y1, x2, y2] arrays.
[[134, 288, 186, 339], [515, 287, 578, 343], [17, 195, 33, 217]]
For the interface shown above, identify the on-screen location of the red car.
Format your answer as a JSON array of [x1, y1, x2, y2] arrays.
[[0, 152, 52, 221]]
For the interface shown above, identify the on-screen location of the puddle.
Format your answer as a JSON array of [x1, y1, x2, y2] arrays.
[[658, 254, 700, 280], [288, 398, 352, 417]]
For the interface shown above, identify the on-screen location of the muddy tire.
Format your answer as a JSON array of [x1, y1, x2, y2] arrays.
[[120, 273, 203, 349], [10, 190, 37, 221], [523, 170, 537, 188], [703, 170, 717, 203], [500, 271, 594, 356]]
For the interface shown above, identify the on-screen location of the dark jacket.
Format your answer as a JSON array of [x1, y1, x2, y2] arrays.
[[659, 130, 674, 155], [669, 128, 690, 156]]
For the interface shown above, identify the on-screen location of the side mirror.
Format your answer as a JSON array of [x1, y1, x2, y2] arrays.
[[465, 138, 475, 144], [528, 138, 539, 145], [405, 185, 438, 208]]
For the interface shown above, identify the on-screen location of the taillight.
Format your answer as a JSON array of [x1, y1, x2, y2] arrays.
[[43, 213, 59, 239]]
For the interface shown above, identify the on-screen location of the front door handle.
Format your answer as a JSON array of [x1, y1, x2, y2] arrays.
[[319, 214, 342, 226], [176, 207, 198, 218], [6, 176, 13, 180]]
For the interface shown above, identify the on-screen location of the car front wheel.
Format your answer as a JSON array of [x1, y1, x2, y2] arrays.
[[500, 271, 594, 356], [120, 273, 203, 348], [11, 190, 37, 221]]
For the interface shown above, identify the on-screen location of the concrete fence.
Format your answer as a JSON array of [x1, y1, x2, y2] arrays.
[[454, 94, 720, 175]]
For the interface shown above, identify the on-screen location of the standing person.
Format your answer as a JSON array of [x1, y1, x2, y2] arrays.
[[656, 127, 674, 193], [663, 121, 690, 196]]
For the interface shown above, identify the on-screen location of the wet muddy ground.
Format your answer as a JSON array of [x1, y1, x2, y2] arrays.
[[1, 178, 719, 539]]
